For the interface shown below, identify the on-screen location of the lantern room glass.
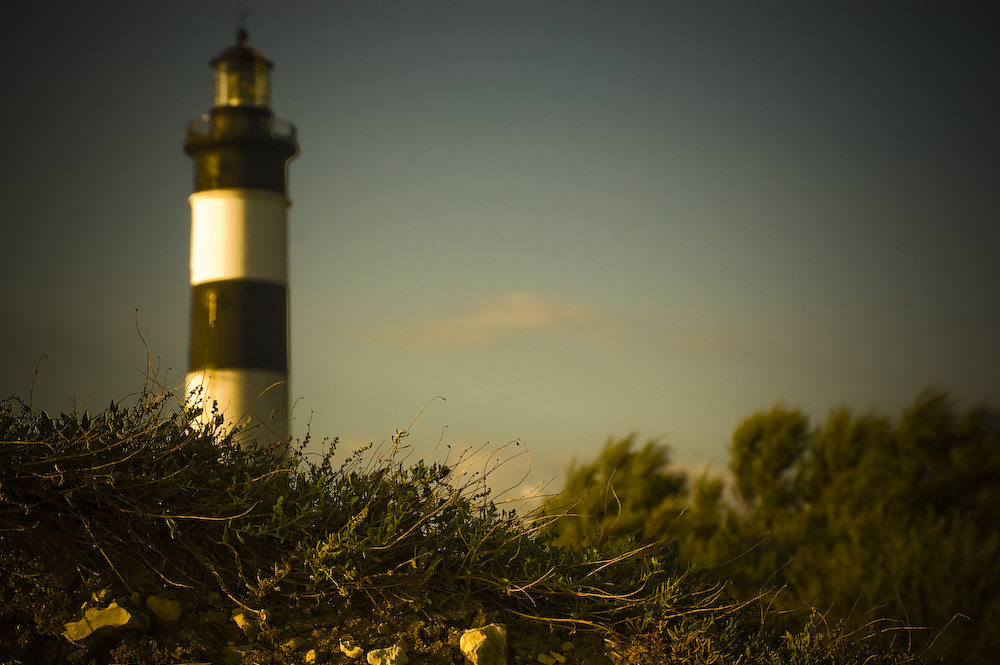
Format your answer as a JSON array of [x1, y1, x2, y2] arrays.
[[213, 60, 271, 108]]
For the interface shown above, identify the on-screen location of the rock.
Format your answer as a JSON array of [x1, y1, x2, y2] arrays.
[[536, 655, 556, 665], [145, 595, 183, 622], [305, 648, 329, 664], [62, 600, 151, 645], [461, 623, 508, 665], [368, 644, 410, 665], [281, 635, 307, 651], [366, 643, 408, 665], [548, 651, 567, 663], [561, 642, 575, 652], [340, 639, 365, 659], [231, 609, 259, 642]]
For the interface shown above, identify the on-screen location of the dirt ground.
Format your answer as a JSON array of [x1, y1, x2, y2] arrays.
[[0, 549, 661, 665]]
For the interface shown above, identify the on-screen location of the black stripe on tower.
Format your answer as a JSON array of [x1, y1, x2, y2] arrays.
[[189, 280, 288, 372], [184, 106, 297, 193]]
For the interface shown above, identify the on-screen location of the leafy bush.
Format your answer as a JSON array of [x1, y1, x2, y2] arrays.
[[545, 388, 1000, 664]]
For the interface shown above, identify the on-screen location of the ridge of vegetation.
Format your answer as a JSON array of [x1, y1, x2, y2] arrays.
[[545, 388, 999, 665], [0, 385, 937, 664]]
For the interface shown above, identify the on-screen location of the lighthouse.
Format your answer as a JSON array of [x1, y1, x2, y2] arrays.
[[183, 29, 297, 442]]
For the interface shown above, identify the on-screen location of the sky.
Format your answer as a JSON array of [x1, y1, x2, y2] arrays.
[[3, 1, 998, 500]]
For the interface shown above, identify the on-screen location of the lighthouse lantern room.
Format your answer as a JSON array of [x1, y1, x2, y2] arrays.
[[212, 31, 271, 108], [184, 29, 297, 443]]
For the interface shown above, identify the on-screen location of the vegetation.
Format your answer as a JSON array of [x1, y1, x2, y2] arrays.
[[0, 384, 942, 663], [545, 388, 1000, 665]]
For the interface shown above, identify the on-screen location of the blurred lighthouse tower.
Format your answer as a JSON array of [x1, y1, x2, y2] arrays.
[[183, 28, 297, 442]]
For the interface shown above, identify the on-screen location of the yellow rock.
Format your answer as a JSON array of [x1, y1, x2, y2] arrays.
[[62, 601, 150, 644], [460, 623, 508, 665], [230, 610, 259, 642], [145, 596, 183, 622]]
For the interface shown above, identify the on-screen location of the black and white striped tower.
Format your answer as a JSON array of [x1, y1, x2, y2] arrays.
[[184, 29, 297, 442]]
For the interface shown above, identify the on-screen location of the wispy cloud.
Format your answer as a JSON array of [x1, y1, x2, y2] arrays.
[[368, 290, 602, 348]]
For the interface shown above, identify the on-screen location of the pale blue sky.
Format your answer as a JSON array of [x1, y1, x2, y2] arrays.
[[3, 1, 997, 497]]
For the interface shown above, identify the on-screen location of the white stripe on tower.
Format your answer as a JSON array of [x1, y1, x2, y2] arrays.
[[183, 29, 297, 444], [189, 190, 288, 286]]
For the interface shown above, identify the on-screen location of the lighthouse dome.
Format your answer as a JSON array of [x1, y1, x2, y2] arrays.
[[210, 29, 273, 108]]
